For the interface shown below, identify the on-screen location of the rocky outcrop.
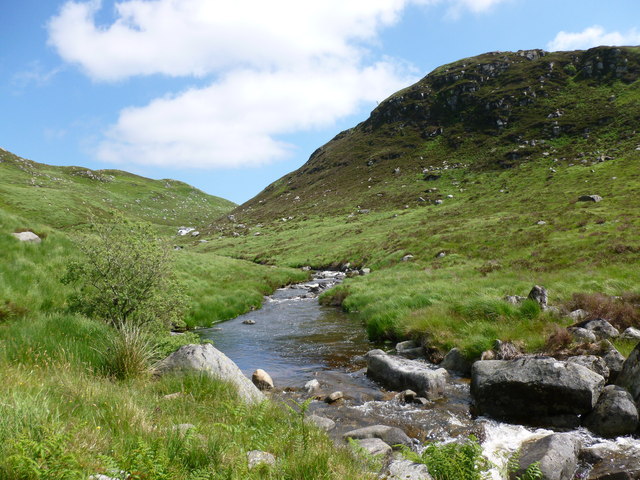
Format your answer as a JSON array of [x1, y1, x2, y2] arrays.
[[343, 425, 412, 449], [155, 344, 264, 404], [509, 433, 581, 480], [471, 357, 604, 424], [582, 385, 639, 438], [366, 350, 447, 400]]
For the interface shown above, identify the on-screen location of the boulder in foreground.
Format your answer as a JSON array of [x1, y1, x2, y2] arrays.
[[471, 357, 604, 423], [155, 344, 264, 404]]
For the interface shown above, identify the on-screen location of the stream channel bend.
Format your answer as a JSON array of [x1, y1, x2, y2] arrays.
[[198, 272, 640, 479]]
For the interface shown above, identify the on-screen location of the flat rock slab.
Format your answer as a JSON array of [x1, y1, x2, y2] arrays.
[[353, 438, 392, 457], [12, 231, 41, 243], [366, 351, 447, 400], [343, 425, 411, 448], [472, 357, 604, 422], [155, 344, 264, 404], [305, 414, 336, 431]]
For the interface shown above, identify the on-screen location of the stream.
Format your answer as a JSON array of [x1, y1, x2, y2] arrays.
[[198, 272, 640, 479]]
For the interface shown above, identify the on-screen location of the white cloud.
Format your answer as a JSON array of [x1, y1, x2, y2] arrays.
[[548, 25, 640, 52], [48, 0, 506, 169], [97, 61, 413, 167]]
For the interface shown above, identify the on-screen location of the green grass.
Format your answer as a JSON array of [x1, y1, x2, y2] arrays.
[[0, 148, 235, 232], [0, 313, 372, 479]]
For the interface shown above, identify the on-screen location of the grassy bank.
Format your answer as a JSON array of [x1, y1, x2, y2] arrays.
[[0, 312, 371, 479]]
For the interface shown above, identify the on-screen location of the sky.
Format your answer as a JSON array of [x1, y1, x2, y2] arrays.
[[1, 0, 639, 204]]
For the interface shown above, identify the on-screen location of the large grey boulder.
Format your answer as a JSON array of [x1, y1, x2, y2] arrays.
[[305, 414, 335, 431], [568, 327, 598, 343], [366, 350, 447, 400], [616, 342, 640, 404], [12, 231, 41, 243], [381, 459, 432, 480], [343, 425, 412, 449], [582, 385, 639, 438], [155, 344, 264, 404], [471, 357, 604, 423], [509, 433, 581, 480]]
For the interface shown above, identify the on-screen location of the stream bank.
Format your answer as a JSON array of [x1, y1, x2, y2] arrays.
[[198, 272, 640, 479]]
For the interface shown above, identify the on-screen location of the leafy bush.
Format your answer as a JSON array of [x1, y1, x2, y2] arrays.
[[400, 436, 490, 480], [62, 214, 187, 329]]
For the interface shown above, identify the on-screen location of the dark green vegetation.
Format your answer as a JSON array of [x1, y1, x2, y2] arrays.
[[207, 46, 640, 356]]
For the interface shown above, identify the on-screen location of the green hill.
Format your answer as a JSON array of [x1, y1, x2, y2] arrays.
[[0, 147, 235, 231], [205, 46, 640, 354]]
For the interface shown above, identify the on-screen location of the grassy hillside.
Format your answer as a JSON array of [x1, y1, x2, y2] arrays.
[[0, 147, 235, 231], [1, 178, 368, 477], [204, 46, 640, 356]]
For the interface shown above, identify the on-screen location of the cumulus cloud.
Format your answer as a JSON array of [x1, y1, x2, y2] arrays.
[[548, 25, 640, 52], [48, 0, 506, 169]]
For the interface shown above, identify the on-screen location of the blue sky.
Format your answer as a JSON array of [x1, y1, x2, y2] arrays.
[[2, 0, 639, 204]]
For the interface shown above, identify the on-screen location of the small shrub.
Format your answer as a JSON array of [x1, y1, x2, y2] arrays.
[[544, 324, 573, 353], [568, 292, 640, 329], [400, 436, 490, 480], [0, 300, 28, 322], [100, 325, 158, 380], [62, 214, 187, 329]]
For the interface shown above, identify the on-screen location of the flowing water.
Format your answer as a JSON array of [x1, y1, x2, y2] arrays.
[[198, 272, 640, 479]]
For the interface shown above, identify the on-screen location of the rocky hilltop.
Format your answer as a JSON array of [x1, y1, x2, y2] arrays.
[[229, 46, 640, 223]]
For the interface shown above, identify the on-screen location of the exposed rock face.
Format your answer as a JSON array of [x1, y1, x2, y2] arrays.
[[366, 350, 447, 400], [582, 385, 639, 438], [155, 344, 264, 404], [251, 369, 274, 390], [509, 433, 581, 480], [471, 357, 604, 423], [343, 425, 412, 449], [439, 347, 472, 376], [11, 231, 41, 243], [616, 342, 640, 405]]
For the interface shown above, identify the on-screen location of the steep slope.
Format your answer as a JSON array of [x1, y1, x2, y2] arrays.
[[205, 47, 640, 349], [226, 46, 640, 223], [0, 148, 235, 231]]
